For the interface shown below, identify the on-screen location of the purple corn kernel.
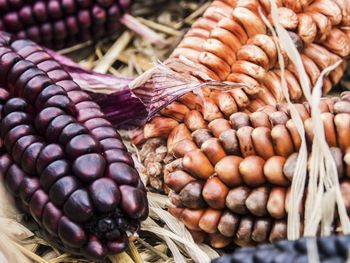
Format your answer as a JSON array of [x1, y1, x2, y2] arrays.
[[100, 138, 126, 151], [76, 101, 100, 111], [5, 164, 25, 196], [36, 144, 65, 174], [120, 185, 148, 220], [4, 125, 34, 153], [23, 75, 52, 103], [73, 153, 106, 182], [29, 189, 49, 223], [63, 189, 94, 222], [40, 23, 53, 41], [66, 90, 90, 104], [19, 177, 40, 205], [35, 84, 66, 110], [3, 97, 31, 115], [92, 5, 107, 25], [65, 134, 100, 160], [7, 60, 35, 92], [106, 233, 128, 253], [42, 202, 62, 236], [37, 60, 61, 73], [15, 67, 46, 97], [84, 118, 112, 130], [45, 115, 75, 143], [58, 123, 87, 145], [34, 107, 65, 135], [0, 52, 22, 87], [103, 149, 134, 166], [26, 51, 52, 65], [77, 10, 91, 29], [56, 80, 79, 92], [49, 175, 79, 206], [40, 160, 71, 191], [11, 135, 39, 164], [76, 108, 104, 123], [58, 216, 87, 248], [21, 141, 45, 175], [3, 12, 23, 31], [89, 178, 120, 213], [0, 154, 12, 177], [61, 0, 77, 14], [47, 0, 63, 20], [1, 111, 32, 138], [82, 235, 108, 259], [32, 1, 48, 22], [91, 127, 118, 141], [18, 6, 34, 25], [43, 95, 74, 113], [26, 26, 41, 44], [47, 69, 71, 82], [53, 21, 67, 40], [65, 16, 79, 35], [107, 162, 139, 186]]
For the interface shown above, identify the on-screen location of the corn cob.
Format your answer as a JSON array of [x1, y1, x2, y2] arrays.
[[212, 234, 350, 263], [0, 31, 148, 259], [154, 92, 350, 248], [0, 0, 132, 49], [166, 0, 350, 108], [134, 0, 350, 192]]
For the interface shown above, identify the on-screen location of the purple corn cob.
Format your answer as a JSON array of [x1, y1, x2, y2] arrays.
[[0, 31, 148, 259], [0, 0, 133, 49]]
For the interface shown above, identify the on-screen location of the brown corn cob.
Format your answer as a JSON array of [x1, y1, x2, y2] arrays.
[[167, 0, 350, 108], [134, 0, 350, 191], [0, 0, 132, 49], [161, 92, 350, 248], [0, 32, 148, 259]]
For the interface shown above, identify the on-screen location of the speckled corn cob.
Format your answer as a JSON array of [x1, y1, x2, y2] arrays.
[[212, 234, 350, 263], [134, 0, 350, 192], [0, 0, 132, 49], [151, 92, 350, 248], [0, 31, 148, 260]]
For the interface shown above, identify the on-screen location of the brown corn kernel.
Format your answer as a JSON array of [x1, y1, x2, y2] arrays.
[[239, 156, 266, 187], [264, 156, 289, 186], [208, 118, 231, 138], [172, 139, 198, 158], [144, 117, 179, 139], [245, 186, 269, 217], [215, 156, 243, 187], [199, 209, 222, 233], [164, 170, 195, 193], [184, 110, 207, 131], [249, 111, 271, 128], [271, 125, 295, 158], [202, 177, 229, 209], [269, 220, 287, 243], [192, 129, 213, 148], [183, 149, 214, 180], [321, 112, 337, 147], [179, 181, 206, 209], [230, 112, 250, 130], [252, 218, 271, 243], [283, 153, 299, 181], [219, 129, 240, 155], [180, 209, 205, 231], [218, 211, 240, 237], [235, 217, 255, 247], [226, 186, 251, 215], [267, 187, 287, 219], [201, 138, 226, 165], [209, 233, 232, 248], [251, 127, 275, 160], [334, 113, 350, 152], [236, 126, 256, 157], [160, 101, 190, 122], [167, 124, 192, 153]]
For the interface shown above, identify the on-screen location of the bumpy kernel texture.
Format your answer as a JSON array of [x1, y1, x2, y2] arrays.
[[0, 32, 148, 260], [0, 0, 133, 49], [134, 0, 350, 250]]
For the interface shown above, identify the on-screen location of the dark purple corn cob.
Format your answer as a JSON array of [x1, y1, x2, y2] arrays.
[[212, 235, 350, 263], [0, 0, 133, 49], [0, 31, 148, 259]]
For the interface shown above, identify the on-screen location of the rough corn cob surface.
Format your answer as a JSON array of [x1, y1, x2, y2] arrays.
[[166, 0, 350, 109], [212, 235, 350, 263], [135, 0, 350, 192], [0, 31, 148, 260], [154, 92, 350, 248], [0, 0, 132, 49], [133, 0, 350, 248]]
